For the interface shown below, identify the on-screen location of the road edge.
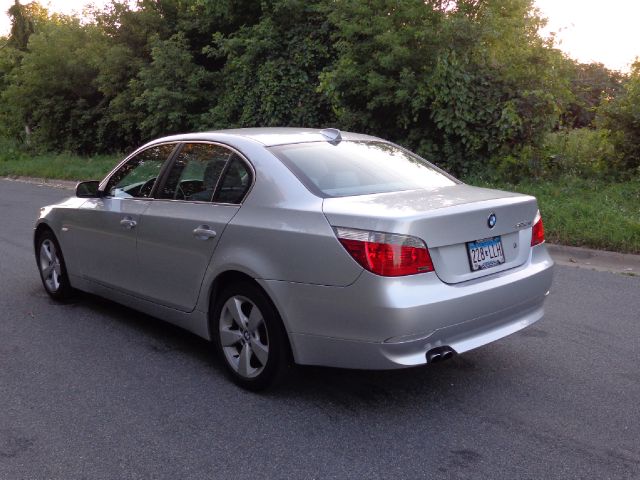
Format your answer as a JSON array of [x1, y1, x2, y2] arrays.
[[3, 175, 77, 190], [545, 243, 639, 276]]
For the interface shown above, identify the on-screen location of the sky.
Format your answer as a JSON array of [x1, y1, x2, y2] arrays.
[[1, 0, 639, 73], [534, 0, 640, 72], [0, 0, 115, 32]]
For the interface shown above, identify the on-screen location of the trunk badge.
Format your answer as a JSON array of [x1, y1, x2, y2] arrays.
[[487, 213, 497, 229], [514, 220, 532, 229]]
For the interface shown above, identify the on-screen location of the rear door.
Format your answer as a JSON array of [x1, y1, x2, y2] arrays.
[[70, 144, 176, 293], [135, 142, 253, 312]]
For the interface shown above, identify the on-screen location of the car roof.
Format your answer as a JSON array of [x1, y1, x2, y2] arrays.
[[148, 128, 381, 148]]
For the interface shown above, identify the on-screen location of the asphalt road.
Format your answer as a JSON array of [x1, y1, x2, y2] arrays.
[[1, 178, 639, 480]]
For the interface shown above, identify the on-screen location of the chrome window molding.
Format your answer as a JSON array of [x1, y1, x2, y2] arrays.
[[98, 140, 256, 206]]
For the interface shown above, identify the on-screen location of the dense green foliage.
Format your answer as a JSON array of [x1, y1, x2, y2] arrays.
[[1, 19, 105, 153], [0, 0, 638, 179], [597, 61, 640, 173], [562, 62, 623, 129], [319, 0, 570, 174], [202, 1, 334, 129]]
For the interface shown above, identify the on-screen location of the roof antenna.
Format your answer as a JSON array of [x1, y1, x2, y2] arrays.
[[319, 128, 342, 145]]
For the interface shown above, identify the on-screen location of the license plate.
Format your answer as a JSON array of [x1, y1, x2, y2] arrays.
[[466, 236, 505, 271]]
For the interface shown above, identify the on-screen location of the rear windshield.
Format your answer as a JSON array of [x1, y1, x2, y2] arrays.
[[269, 141, 457, 198]]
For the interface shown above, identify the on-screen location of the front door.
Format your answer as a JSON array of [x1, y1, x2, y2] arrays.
[[69, 144, 176, 294]]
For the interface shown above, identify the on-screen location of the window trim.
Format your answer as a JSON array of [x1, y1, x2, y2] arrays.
[[150, 141, 256, 206]]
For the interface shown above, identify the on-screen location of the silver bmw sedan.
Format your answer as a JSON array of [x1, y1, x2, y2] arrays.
[[34, 128, 553, 390]]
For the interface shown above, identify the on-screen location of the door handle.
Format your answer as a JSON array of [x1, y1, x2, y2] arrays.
[[193, 225, 217, 240], [120, 217, 137, 229]]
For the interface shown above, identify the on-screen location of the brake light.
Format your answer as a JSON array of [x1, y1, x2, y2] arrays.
[[334, 227, 434, 276], [531, 211, 545, 246]]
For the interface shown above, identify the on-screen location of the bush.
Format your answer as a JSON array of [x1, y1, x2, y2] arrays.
[[318, 0, 569, 177], [597, 61, 640, 174], [540, 128, 621, 176], [0, 136, 28, 162], [486, 128, 621, 182]]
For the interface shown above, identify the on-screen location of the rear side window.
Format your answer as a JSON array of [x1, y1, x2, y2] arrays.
[[269, 141, 456, 198], [157, 142, 252, 204], [159, 143, 233, 202], [213, 157, 252, 204]]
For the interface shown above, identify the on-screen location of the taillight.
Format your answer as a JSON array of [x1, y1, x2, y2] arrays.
[[334, 227, 434, 276], [531, 211, 545, 246]]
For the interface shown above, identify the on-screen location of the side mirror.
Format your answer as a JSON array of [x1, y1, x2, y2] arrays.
[[75, 180, 102, 198]]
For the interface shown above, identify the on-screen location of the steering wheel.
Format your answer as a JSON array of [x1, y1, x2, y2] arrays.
[[138, 177, 156, 198]]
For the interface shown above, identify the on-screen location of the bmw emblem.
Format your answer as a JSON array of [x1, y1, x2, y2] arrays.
[[487, 213, 497, 229]]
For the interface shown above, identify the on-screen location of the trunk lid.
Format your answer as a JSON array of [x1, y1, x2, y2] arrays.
[[322, 184, 538, 284]]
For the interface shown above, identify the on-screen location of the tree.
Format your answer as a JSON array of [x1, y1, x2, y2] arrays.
[[562, 61, 624, 129], [7, 1, 48, 51], [86, 0, 266, 150], [0, 0, 603, 170], [597, 60, 640, 172], [8, 0, 35, 51], [1, 18, 104, 152], [319, 0, 570, 175], [133, 32, 214, 139], [201, 0, 335, 129]]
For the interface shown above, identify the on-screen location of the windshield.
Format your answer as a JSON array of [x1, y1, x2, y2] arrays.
[[269, 141, 457, 198]]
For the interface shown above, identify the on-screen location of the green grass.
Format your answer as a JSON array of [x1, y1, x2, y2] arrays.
[[465, 176, 640, 254], [0, 147, 118, 181]]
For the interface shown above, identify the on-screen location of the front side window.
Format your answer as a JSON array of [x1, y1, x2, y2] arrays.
[[269, 141, 457, 198], [106, 144, 175, 198], [158, 143, 234, 202]]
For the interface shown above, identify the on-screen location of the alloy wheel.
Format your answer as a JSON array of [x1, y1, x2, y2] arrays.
[[39, 239, 62, 293], [219, 295, 270, 379]]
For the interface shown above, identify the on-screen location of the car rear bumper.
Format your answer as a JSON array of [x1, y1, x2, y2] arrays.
[[260, 244, 554, 369]]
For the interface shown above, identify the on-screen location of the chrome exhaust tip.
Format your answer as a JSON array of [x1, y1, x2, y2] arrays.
[[426, 346, 456, 364], [427, 352, 442, 363]]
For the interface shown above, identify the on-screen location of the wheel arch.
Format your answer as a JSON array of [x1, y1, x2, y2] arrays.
[[34, 221, 75, 300], [34, 222, 54, 250], [206, 270, 294, 362]]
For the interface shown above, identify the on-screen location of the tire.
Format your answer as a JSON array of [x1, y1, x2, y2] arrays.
[[35, 230, 74, 301], [211, 281, 290, 391]]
